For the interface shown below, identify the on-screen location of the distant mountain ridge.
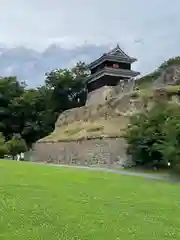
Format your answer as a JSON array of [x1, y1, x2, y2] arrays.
[[0, 44, 108, 87]]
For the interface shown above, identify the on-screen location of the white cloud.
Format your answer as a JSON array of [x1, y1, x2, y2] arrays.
[[0, 0, 180, 74]]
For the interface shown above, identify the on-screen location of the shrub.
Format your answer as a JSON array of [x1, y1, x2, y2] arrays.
[[7, 134, 28, 159], [0, 133, 7, 158], [124, 102, 180, 170]]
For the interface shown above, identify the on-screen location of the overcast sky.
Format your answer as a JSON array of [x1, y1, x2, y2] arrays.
[[0, 0, 180, 73]]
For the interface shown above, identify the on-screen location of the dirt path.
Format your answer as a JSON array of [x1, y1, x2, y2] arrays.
[[36, 163, 180, 182]]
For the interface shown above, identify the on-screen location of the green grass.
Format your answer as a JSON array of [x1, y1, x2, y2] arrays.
[[122, 166, 170, 175], [0, 161, 180, 239]]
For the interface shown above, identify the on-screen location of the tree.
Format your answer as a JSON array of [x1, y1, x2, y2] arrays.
[[0, 76, 26, 140], [0, 62, 89, 147], [154, 108, 180, 171], [0, 133, 7, 158], [45, 61, 88, 114], [124, 102, 180, 169], [9, 88, 51, 147], [7, 134, 28, 159]]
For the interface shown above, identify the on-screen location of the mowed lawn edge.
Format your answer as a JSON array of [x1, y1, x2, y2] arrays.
[[0, 160, 179, 240]]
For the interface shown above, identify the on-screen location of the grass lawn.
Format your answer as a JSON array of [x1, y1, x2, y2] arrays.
[[0, 161, 180, 240]]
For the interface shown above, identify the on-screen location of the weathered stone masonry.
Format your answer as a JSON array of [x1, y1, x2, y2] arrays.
[[31, 45, 139, 166], [31, 137, 127, 167]]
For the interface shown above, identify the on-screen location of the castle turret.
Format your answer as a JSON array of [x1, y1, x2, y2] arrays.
[[86, 44, 140, 105]]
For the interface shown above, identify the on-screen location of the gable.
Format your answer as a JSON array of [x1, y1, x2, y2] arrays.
[[107, 45, 131, 59]]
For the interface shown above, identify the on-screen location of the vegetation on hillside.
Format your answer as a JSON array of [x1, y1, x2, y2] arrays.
[[124, 102, 180, 171], [136, 56, 180, 88]]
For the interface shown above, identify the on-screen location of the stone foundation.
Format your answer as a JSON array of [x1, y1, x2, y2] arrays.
[[31, 138, 128, 167], [86, 79, 135, 106]]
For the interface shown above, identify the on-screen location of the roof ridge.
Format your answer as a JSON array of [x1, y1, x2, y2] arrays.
[[107, 44, 130, 59]]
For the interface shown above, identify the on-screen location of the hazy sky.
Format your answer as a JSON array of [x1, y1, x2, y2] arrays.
[[0, 0, 180, 73]]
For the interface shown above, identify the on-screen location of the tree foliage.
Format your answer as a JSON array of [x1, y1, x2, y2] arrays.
[[45, 61, 88, 113], [0, 61, 88, 148], [0, 133, 7, 158], [124, 103, 180, 170], [7, 134, 28, 158]]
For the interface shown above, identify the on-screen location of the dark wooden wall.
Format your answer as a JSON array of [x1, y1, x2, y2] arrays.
[[91, 61, 131, 74], [87, 76, 123, 92]]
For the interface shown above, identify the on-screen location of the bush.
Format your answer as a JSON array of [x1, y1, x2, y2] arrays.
[[124, 103, 180, 170], [0, 133, 7, 158], [7, 134, 28, 159]]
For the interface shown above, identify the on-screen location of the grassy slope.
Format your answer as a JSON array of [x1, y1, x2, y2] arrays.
[[41, 85, 180, 142], [44, 117, 128, 141], [0, 161, 180, 240]]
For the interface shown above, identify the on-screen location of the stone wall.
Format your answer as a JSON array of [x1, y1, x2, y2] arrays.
[[55, 92, 144, 129], [153, 65, 180, 87], [86, 86, 116, 106], [86, 78, 135, 106], [31, 138, 128, 167]]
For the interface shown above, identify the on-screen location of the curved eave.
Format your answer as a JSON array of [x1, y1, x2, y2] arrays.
[[86, 67, 140, 84], [88, 55, 137, 69]]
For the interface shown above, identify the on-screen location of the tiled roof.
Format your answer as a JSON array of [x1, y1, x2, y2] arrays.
[[107, 44, 131, 59], [88, 44, 137, 69], [86, 67, 140, 83]]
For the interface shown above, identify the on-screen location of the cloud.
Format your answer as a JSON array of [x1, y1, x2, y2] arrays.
[[0, 0, 180, 74]]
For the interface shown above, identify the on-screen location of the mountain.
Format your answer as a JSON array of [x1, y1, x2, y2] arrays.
[[0, 44, 108, 87]]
